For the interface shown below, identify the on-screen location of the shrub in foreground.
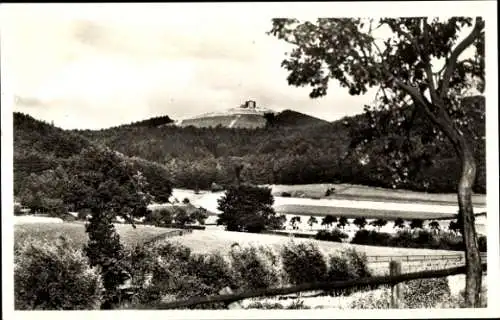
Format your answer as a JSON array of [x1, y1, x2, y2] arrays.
[[349, 278, 452, 309], [402, 278, 450, 308], [14, 238, 103, 310], [230, 246, 282, 290], [281, 242, 327, 285]]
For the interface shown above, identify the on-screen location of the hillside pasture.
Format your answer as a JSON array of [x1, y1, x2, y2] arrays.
[[14, 222, 179, 251], [269, 183, 487, 205]]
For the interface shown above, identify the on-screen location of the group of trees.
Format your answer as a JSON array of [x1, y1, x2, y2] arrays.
[[145, 205, 208, 228], [293, 214, 456, 235]]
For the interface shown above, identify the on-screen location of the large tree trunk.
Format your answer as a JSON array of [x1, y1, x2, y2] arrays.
[[456, 138, 483, 307]]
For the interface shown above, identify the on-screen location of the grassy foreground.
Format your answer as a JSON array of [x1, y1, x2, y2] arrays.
[[14, 222, 177, 250]]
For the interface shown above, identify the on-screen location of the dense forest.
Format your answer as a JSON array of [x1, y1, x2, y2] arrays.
[[14, 113, 173, 214], [14, 95, 486, 210], [74, 96, 486, 193]]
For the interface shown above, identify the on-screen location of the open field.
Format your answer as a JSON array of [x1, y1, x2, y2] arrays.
[[275, 204, 461, 220], [169, 229, 465, 257], [171, 188, 486, 217], [14, 222, 178, 250], [268, 183, 487, 206]]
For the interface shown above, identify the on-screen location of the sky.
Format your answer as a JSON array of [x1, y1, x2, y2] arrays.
[[0, 2, 494, 129]]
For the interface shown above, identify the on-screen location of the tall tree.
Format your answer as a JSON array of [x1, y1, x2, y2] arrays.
[[269, 17, 485, 306]]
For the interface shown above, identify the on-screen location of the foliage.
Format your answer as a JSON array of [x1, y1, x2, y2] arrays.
[[84, 211, 127, 305], [145, 208, 174, 227], [307, 216, 318, 229], [351, 229, 393, 246], [315, 229, 348, 242], [428, 220, 441, 232], [337, 216, 349, 229], [353, 217, 368, 229], [15, 98, 486, 196], [217, 184, 282, 233], [327, 248, 371, 280], [268, 16, 485, 306], [290, 216, 301, 230], [394, 217, 406, 229], [321, 215, 337, 228], [370, 218, 388, 230], [280, 242, 327, 285], [349, 289, 392, 309], [402, 278, 451, 308], [410, 219, 424, 229], [229, 246, 282, 290], [14, 237, 103, 310]]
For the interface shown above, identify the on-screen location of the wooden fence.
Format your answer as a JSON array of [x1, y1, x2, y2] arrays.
[[136, 262, 487, 310]]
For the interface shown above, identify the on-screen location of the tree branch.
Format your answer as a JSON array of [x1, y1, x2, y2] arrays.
[[439, 17, 485, 99], [422, 18, 439, 104]]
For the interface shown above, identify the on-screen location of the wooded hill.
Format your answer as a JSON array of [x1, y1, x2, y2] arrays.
[[14, 96, 485, 201]]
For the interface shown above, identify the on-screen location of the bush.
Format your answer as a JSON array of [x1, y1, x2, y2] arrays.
[[230, 246, 282, 290], [351, 229, 392, 246], [402, 278, 450, 308], [281, 242, 327, 285], [14, 238, 103, 310], [315, 229, 348, 242], [350, 289, 392, 309], [326, 249, 371, 296], [280, 192, 292, 197]]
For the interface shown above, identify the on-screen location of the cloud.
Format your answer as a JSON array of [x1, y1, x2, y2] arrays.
[[13, 3, 485, 129]]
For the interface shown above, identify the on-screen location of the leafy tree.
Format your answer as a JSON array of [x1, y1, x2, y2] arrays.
[[290, 216, 302, 230], [370, 218, 388, 231], [65, 146, 152, 307], [353, 217, 368, 229], [216, 185, 281, 233], [449, 220, 462, 234], [410, 219, 424, 230], [337, 216, 349, 229], [269, 16, 485, 305], [321, 215, 337, 228], [394, 217, 406, 229], [307, 216, 318, 230], [428, 220, 441, 233]]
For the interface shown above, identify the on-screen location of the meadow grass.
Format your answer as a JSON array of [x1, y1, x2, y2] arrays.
[[14, 222, 177, 250]]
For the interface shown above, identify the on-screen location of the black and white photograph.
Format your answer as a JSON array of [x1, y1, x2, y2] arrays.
[[1, 1, 498, 318]]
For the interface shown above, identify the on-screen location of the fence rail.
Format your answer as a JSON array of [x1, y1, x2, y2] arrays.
[[366, 252, 487, 263], [137, 262, 487, 310]]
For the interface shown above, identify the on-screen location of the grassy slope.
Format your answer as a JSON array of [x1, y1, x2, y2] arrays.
[[14, 222, 178, 250], [171, 229, 465, 257]]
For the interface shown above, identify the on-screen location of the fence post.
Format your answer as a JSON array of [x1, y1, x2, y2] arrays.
[[390, 260, 403, 309]]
